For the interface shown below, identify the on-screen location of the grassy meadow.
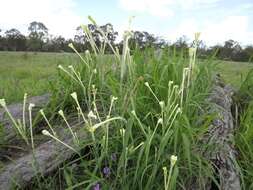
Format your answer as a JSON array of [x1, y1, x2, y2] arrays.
[[0, 51, 252, 104], [0, 41, 253, 189], [0, 51, 80, 103], [216, 60, 253, 87]]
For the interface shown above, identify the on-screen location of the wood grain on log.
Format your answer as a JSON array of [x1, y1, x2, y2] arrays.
[[189, 76, 241, 190]]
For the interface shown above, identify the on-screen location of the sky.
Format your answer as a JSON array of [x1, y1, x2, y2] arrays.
[[0, 0, 252, 46]]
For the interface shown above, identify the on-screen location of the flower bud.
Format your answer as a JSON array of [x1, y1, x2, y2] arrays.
[[58, 110, 64, 117], [87, 111, 97, 119], [112, 96, 118, 101], [170, 155, 177, 166], [85, 50, 90, 55], [158, 118, 163, 125], [120, 128, 125, 136], [68, 65, 74, 70], [71, 92, 78, 101], [159, 101, 165, 109], [39, 109, 45, 115], [28, 103, 35, 111], [144, 82, 150, 87], [58, 65, 63, 69], [68, 43, 74, 49], [0, 99, 6, 107], [42, 129, 50, 136]]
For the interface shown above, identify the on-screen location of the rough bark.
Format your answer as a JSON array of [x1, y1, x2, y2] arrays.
[[0, 124, 87, 190], [189, 76, 241, 190], [0, 94, 50, 142]]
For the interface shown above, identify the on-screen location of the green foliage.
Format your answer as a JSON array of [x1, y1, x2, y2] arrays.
[[1, 21, 253, 63], [1, 27, 252, 190], [32, 30, 216, 189], [233, 69, 253, 190]]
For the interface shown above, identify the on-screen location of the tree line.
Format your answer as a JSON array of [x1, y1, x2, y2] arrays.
[[0, 21, 252, 62]]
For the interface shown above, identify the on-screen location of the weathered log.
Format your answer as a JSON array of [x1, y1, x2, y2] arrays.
[[0, 94, 50, 142], [0, 123, 88, 190], [189, 76, 241, 190]]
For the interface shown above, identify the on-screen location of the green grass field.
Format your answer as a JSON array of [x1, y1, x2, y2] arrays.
[[1, 51, 252, 103], [0, 49, 253, 189], [0, 51, 81, 103], [216, 60, 253, 87]]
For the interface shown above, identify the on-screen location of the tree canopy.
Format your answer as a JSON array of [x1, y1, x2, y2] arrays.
[[0, 21, 252, 62]]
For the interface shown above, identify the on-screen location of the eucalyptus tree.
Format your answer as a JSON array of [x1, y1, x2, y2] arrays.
[[4, 28, 26, 51], [27, 21, 48, 51]]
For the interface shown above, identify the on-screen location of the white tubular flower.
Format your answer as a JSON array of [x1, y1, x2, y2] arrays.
[[0, 99, 6, 107], [159, 101, 165, 109], [68, 43, 74, 49], [131, 110, 136, 116], [162, 166, 167, 173], [58, 110, 64, 117], [120, 128, 125, 136], [39, 109, 44, 115], [177, 107, 182, 114], [93, 69, 97, 74], [85, 50, 90, 55], [42, 129, 50, 136], [28, 103, 35, 111], [112, 96, 118, 101], [170, 155, 177, 166], [144, 82, 150, 87], [158, 118, 163, 125], [70, 92, 78, 101], [58, 65, 63, 70], [87, 111, 97, 119], [42, 129, 78, 153], [68, 65, 74, 70]]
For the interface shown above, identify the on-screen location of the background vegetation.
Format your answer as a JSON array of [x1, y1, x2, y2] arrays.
[[0, 21, 253, 62], [1, 51, 252, 104], [0, 17, 253, 190]]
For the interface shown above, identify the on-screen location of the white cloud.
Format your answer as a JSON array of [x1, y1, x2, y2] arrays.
[[168, 18, 198, 40], [204, 16, 252, 45], [0, 0, 82, 38], [177, 0, 221, 10], [168, 16, 253, 45], [119, 0, 221, 18], [119, 0, 174, 18]]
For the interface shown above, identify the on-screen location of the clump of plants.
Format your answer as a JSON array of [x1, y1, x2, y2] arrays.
[[1, 16, 217, 189]]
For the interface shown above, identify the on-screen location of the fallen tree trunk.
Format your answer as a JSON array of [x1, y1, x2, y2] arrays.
[[0, 94, 50, 142], [0, 123, 88, 190], [189, 76, 241, 190]]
